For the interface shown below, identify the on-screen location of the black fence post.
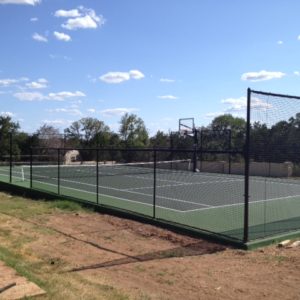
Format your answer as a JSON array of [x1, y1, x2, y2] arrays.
[[57, 148, 60, 195], [153, 150, 157, 218], [96, 149, 99, 205], [9, 132, 12, 183], [243, 88, 251, 243], [193, 129, 198, 172], [30, 147, 33, 189], [199, 130, 203, 172], [228, 129, 232, 174]]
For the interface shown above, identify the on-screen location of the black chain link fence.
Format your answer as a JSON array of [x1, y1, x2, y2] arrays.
[[1, 89, 300, 244]]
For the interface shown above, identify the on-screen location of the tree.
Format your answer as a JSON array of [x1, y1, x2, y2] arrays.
[[64, 118, 110, 147], [35, 124, 62, 148], [150, 131, 170, 148], [0, 116, 20, 158], [209, 114, 246, 150], [119, 113, 149, 147]]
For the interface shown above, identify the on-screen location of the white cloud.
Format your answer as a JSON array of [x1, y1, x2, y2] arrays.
[[206, 96, 273, 119], [61, 7, 105, 30], [42, 119, 73, 126], [222, 96, 272, 112], [205, 112, 225, 119], [241, 70, 286, 82], [53, 31, 71, 42], [14, 92, 45, 101], [32, 33, 48, 42], [100, 108, 139, 117], [0, 77, 28, 87], [129, 70, 145, 80], [100, 72, 130, 84], [47, 108, 82, 116], [0, 111, 14, 117], [99, 70, 145, 84], [0, 79, 18, 86], [26, 78, 48, 89], [30, 17, 38, 22], [14, 90, 85, 101], [221, 97, 246, 112], [87, 108, 96, 113], [277, 40, 283, 45], [160, 78, 175, 83], [158, 95, 178, 100], [48, 91, 86, 101], [294, 71, 300, 76], [251, 97, 273, 111], [54, 9, 81, 18], [0, 0, 40, 5]]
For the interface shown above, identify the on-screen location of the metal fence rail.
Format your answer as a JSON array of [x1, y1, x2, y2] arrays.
[[1, 88, 300, 244]]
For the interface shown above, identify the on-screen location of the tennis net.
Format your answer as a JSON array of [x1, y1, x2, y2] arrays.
[[16, 159, 192, 182]]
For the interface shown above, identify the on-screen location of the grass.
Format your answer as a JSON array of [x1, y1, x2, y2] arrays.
[[0, 192, 131, 300], [0, 192, 90, 219]]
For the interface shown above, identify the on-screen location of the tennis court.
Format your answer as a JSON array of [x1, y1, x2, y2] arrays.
[[1, 161, 300, 241]]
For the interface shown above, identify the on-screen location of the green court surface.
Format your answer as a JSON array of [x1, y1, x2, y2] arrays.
[[1, 164, 300, 241]]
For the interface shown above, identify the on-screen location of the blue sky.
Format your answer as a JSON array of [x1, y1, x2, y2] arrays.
[[1, 0, 300, 135]]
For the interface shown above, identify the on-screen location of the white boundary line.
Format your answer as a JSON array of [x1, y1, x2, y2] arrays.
[[183, 194, 300, 213], [28, 173, 211, 209], [32, 178, 198, 213], [3, 169, 300, 214], [125, 178, 243, 191]]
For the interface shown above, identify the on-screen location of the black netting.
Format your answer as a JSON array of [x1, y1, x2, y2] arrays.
[[248, 90, 300, 240], [0, 133, 10, 183]]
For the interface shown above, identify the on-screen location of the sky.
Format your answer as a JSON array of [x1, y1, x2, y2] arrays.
[[1, 0, 300, 135]]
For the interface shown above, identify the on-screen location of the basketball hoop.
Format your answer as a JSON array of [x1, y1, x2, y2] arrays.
[[179, 129, 193, 139]]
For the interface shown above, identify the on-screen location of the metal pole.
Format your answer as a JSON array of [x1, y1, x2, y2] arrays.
[[153, 150, 157, 218], [9, 132, 12, 183], [96, 149, 99, 205], [170, 132, 174, 161], [193, 129, 198, 172], [57, 148, 60, 195], [199, 130, 203, 172], [30, 147, 33, 188], [228, 129, 232, 174], [243, 88, 251, 243]]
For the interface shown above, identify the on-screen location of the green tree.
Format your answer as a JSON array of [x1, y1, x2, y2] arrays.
[[119, 113, 149, 147], [150, 131, 170, 148], [0, 116, 20, 158], [64, 118, 110, 147], [209, 114, 246, 150]]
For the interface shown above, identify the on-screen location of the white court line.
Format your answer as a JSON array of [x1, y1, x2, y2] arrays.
[[4, 169, 300, 214], [183, 194, 300, 213], [28, 172, 212, 209], [31, 178, 203, 213], [124, 178, 243, 191]]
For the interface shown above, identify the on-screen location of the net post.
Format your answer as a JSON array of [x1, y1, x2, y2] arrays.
[[153, 150, 157, 219], [243, 88, 251, 243], [96, 149, 99, 205], [57, 148, 60, 195], [30, 147, 33, 189], [9, 132, 12, 183]]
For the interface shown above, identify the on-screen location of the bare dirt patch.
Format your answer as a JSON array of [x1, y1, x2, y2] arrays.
[[0, 193, 300, 299], [0, 261, 45, 300]]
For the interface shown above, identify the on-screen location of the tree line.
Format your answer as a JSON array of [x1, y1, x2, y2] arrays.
[[0, 112, 299, 163]]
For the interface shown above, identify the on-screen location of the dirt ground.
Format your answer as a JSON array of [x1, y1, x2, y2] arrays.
[[0, 192, 300, 299]]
